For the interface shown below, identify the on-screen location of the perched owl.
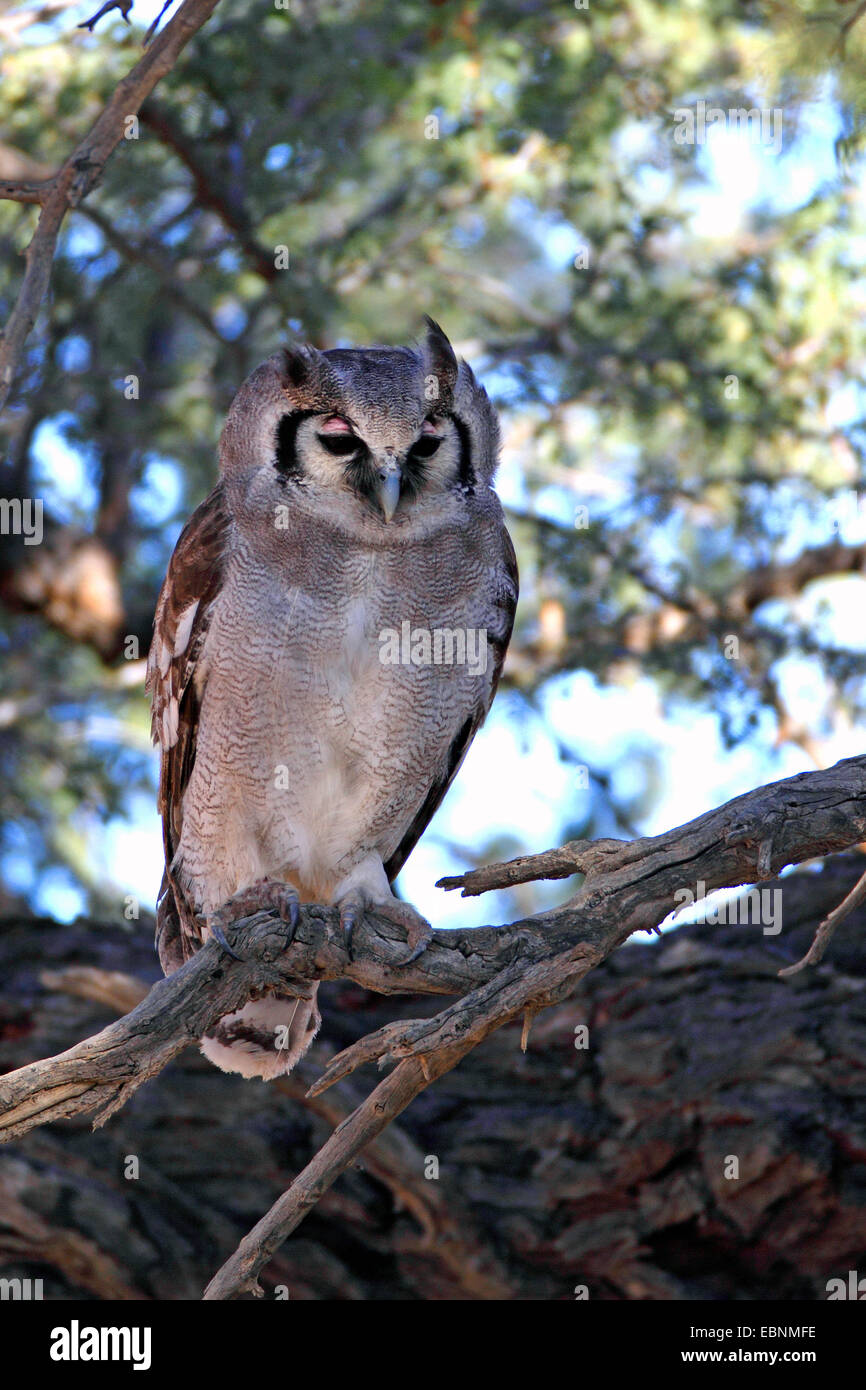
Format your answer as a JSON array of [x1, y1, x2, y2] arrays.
[[146, 320, 518, 1080]]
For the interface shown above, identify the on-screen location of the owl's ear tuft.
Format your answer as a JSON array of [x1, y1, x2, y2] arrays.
[[279, 343, 341, 410], [422, 316, 458, 404], [281, 344, 317, 391]]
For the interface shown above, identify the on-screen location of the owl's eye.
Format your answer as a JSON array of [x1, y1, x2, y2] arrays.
[[407, 433, 442, 461], [317, 432, 363, 457]]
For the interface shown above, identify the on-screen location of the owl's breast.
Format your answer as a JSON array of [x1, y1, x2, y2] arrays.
[[187, 535, 493, 900]]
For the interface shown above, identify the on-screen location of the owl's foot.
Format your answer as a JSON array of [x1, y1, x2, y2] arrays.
[[338, 893, 433, 965], [339, 901, 359, 961], [208, 880, 300, 961], [378, 897, 434, 964]]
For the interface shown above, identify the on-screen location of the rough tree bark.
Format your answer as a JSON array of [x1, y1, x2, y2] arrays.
[[1, 852, 865, 1300], [2, 753, 866, 1297]]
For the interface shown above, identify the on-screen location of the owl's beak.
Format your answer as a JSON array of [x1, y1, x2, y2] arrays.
[[377, 460, 402, 522]]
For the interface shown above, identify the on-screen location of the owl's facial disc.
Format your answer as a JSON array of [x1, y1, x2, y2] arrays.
[[312, 414, 444, 522]]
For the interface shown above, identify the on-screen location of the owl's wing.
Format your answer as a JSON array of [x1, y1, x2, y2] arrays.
[[384, 523, 519, 883], [145, 483, 232, 973]]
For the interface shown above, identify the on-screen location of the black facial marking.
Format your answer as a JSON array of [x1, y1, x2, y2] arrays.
[[274, 410, 315, 479], [399, 462, 425, 502], [448, 412, 475, 492], [343, 449, 379, 509], [400, 438, 435, 501]]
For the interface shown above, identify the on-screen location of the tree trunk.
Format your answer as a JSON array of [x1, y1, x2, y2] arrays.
[[1, 854, 865, 1300]]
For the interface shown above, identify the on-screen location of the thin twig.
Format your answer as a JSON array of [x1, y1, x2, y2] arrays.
[[437, 837, 635, 896], [779, 860, 866, 977], [78, 204, 232, 345], [78, 0, 134, 31], [836, 0, 866, 55], [0, 179, 53, 205], [0, 0, 223, 412], [140, 99, 278, 281]]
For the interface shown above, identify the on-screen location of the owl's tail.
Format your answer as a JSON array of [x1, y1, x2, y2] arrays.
[[200, 989, 321, 1081]]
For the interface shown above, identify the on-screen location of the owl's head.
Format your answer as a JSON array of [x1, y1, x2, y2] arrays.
[[219, 320, 500, 530]]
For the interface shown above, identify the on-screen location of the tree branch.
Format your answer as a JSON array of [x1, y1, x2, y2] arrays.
[[0, 179, 54, 205], [202, 1043, 473, 1299], [201, 925, 608, 1298], [77, 0, 134, 31], [78, 204, 234, 346], [3, 754, 866, 1138], [139, 98, 278, 282], [0, 0, 223, 412], [2, 754, 866, 1293]]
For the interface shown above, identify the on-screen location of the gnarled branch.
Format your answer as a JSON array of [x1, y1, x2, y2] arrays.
[[1, 753, 865, 1294], [0, 0, 223, 412]]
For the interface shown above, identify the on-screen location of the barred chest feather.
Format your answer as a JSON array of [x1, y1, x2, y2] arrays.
[[175, 534, 494, 912]]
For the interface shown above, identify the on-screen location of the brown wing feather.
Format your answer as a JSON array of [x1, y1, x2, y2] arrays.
[[145, 483, 231, 973], [384, 524, 519, 883]]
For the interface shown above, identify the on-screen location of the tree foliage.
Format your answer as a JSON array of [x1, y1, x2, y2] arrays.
[[1, 0, 866, 910]]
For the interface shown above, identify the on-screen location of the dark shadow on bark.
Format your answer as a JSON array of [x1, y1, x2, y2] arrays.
[[1, 854, 865, 1300]]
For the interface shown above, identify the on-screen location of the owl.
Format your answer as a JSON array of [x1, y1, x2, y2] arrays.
[[146, 320, 518, 1080]]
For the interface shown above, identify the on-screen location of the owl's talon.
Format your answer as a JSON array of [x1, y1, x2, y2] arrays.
[[274, 887, 300, 948], [340, 904, 357, 961], [337, 894, 432, 964], [285, 896, 300, 946], [402, 931, 432, 965], [371, 898, 433, 966], [209, 880, 300, 958], [210, 922, 245, 962]]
